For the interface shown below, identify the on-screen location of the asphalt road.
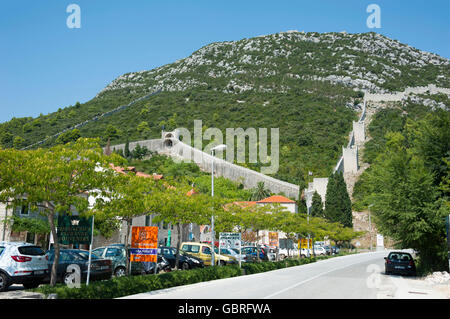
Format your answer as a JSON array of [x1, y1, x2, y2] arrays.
[[121, 251, 395, 299]]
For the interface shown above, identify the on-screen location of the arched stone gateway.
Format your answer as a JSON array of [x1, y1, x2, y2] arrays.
[[163, 139, 173, 148], [161, 130, 181, 149]]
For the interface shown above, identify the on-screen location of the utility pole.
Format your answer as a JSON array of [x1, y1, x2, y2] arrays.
[[368, 204, 374, 251], [210, 144, 227, 267]]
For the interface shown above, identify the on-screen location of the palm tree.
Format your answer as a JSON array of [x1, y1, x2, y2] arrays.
[[249, 182, 271, 201]]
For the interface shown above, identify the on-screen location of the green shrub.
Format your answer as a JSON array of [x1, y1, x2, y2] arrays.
[[35, 265, 242, 299]]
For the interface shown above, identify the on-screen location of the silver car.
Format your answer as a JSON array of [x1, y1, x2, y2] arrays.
[[219, 248, 247, 263], [0, 242, 49, 291]]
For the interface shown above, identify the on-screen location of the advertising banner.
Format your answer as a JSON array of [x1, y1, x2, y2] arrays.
[[269, 232, 279, 247], [299, 238, 313, 249], [130, 226, 158, 262]]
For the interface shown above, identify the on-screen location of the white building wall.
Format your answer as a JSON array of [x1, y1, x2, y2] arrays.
[[0, 203, 11, 242]]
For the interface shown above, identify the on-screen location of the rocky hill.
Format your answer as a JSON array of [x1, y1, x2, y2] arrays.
[[1, 31, 448, 186], [98, 31, 449, 97]]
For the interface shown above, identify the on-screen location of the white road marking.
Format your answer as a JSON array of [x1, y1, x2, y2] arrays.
[[263, 254, 384, 299]]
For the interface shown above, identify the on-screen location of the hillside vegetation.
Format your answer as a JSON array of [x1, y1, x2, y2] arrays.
[[1, 31, 449, 186]]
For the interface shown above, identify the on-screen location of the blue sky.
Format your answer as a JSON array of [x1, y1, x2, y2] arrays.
[[0, 0, 449, 123]]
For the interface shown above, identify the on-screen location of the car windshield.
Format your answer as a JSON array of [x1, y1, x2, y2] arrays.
[[18, 245, 45, 256], [388, 253, 411, 261], [182, 244, 200, 253], [75, 250, 100, 260]]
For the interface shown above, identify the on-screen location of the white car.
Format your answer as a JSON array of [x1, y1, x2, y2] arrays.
[[0, 242, 49, 291], [313, 246, 327, 256], [300, 246, 326, 257], [219, 248, 247, 263]]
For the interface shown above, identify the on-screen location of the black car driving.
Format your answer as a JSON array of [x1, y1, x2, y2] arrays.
[[158, 246, 204, 270], [384, 251, 416, 276]]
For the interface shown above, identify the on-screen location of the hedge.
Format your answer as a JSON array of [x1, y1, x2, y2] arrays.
[[34, 253, 351, 299]]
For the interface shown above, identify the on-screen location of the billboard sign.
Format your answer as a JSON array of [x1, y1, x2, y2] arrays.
[[130, 226, 158, 262], [299, 238, 313, 249], [219, 232, 241, 250], [269, 232, 279, 247]]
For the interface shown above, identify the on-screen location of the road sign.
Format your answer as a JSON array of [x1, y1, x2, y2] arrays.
[[57, 215, 93, 245], [219, 232, 241, 250], [130, 226, 158, 262]]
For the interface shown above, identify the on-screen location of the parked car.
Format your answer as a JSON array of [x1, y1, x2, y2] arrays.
[[261, 245, 277, 261], [384, 251, 416, 276], [46, 249, 112, 285], [313, 246, 327, 256], [92, 244, 144, 277], [158, 246, 204, 270], [241, 246, 269, 261], [322, 245, 332, 255], [219, 248, 247, 263], [331, 246, 340, 255], [180, 242, 236, 266], [300, 247, 326, 257], [0, 242, 49, 291]]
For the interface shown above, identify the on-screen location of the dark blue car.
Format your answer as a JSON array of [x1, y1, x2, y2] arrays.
[[241, 246, 268, 261]]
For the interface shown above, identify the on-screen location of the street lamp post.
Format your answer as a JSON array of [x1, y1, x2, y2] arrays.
[[210, 144, 227, 266], [368, 204, 374, 251]]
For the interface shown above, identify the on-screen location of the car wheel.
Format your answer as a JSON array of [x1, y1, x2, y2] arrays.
[[219, 260, 226, 266], [0, 272, 10, 292], [181, 262, 190, 270], [63, 272, 75, 286], [114, 267, 126, 277]]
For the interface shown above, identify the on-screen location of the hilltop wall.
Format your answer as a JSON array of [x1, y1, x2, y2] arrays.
[[365, 84, 450, 102], [110, 138, 300, 200]]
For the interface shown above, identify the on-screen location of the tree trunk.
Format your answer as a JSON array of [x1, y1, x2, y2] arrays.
[[175, 223, 181, 270], [256, 230, 260, 262], [125, 219, 131, 275], [48, 213, 59, 287]]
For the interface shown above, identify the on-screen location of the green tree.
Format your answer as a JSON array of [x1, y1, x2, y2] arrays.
[[248, 182, 271, 201], [105, 124, 120, 140], [137, 121, 150, 136], [363, 132, 449, 273], [311, 191, 324, 218], [55, 129, 81, 145], [94, 171, 164, 274], [13, 136, 26, 149], [0, 138, 124, 286], [324, 171, 352, 227], [152, 184, 214, 268], [0, 131, 13, 148], [124, 138, 131, 159]]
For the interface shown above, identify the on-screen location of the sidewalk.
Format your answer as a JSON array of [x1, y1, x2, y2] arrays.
[[383, 272, 450, 299]]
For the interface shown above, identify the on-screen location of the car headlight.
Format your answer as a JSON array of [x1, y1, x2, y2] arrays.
[[190, 258, 200, 263]]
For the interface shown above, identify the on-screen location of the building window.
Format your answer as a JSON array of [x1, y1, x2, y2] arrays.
[[16, 205, 29, 216]]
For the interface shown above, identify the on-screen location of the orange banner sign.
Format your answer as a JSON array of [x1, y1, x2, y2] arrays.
[[130, 226, 158, 262]]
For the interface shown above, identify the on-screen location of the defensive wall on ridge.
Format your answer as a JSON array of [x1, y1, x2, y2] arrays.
[[107, 84, 450, 205], [110, 137, 301, 200]]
